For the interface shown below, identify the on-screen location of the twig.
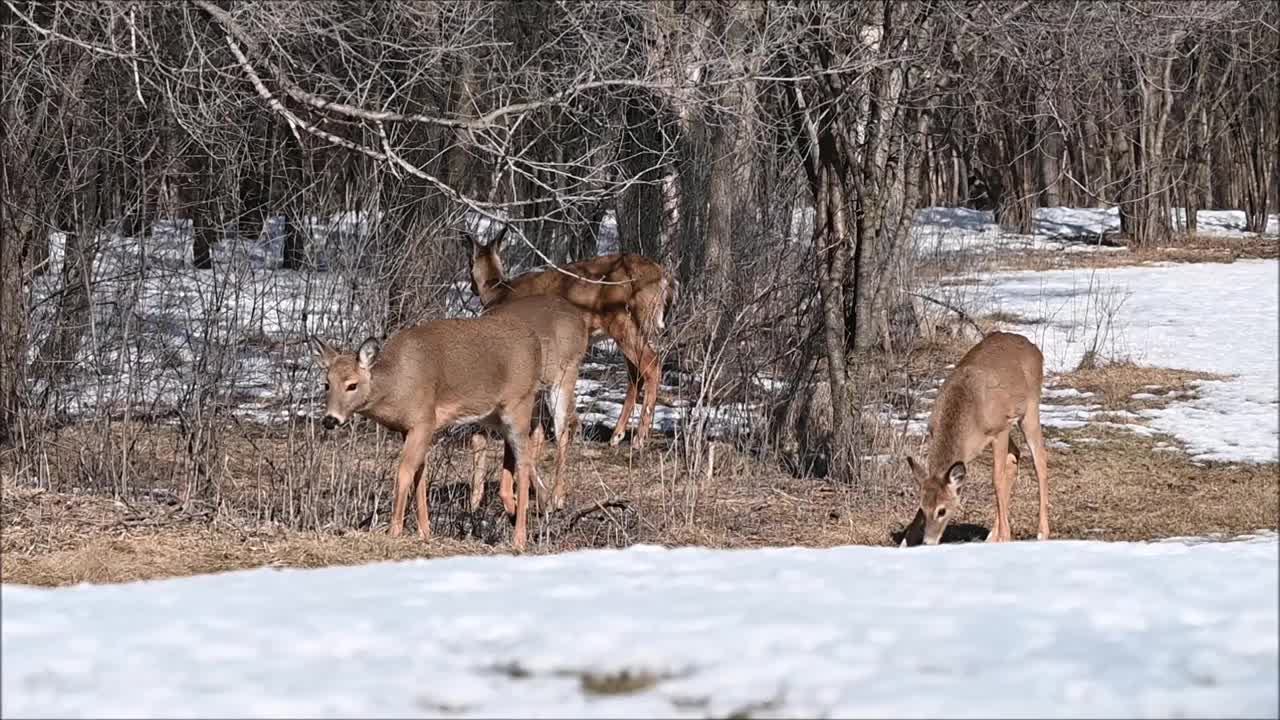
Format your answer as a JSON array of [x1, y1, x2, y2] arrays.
[[908, 291, 986, 338]]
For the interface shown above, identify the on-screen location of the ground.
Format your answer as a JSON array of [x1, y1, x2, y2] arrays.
[[3, 206, 1278, 718], [4, 531, 1276, 717], [3, 206, 1277, 587]]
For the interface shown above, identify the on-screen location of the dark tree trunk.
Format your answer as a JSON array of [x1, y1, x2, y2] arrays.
[[37, 156, 104, 381], [0, 197, 28, 445]]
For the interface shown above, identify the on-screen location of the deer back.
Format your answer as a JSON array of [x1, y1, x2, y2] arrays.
[[482, 295, 591, 386], [498, 254, 673, 334], [366, 317, 544, 430], [927, 332, 1045, 473]]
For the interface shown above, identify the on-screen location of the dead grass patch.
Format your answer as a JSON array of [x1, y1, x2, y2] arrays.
[[1049, 361, 1225, 412], [965, 234, 1277, 274], [4, 409, 1275, 588], [980, 309, 1044, 327]]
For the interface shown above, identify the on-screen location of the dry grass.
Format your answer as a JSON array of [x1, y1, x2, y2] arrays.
[[976, 234, 1278, 274], [4, 396, 1275, 588], [3, 319, 1273, 588], [1050, 360, 1225, 411]]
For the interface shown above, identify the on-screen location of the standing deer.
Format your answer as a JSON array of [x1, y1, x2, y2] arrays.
[[467, 294, 592, 514], [311, 312, 546, 551], [901, 331, 1051, 546], [466, 223, 677, 450]]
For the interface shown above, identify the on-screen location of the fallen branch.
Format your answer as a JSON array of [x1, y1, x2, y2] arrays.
[[908, 291, 986, 338]]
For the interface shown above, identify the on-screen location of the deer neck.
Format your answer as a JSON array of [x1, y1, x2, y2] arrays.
[[356, 368, 407, 433], [926, 413, 967, 478], [477, 278, 512, 307]]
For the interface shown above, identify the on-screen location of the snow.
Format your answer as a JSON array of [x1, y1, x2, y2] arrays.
[[3, 532, 1276, 718], [25, 205, 1280, 460], [957, 259, 1279, 464], [912, 206, 1279, 258]]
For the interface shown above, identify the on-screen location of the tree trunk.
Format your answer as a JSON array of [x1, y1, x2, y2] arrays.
[[1127, 48, 1178, 249], [188, 151, 216, 270], [37, 154, 104, 381], [813, 166, 850, 481], [1037, 91, 1062, 207], [702, 0, 754, 337], [0, 179, 28, 444], [238, 119, 270, 245], [615, 99, 666, 258]]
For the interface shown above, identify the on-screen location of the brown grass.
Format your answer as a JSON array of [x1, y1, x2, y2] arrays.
[[3, 325, 1273, 588], [973, 234, 1278, 274], [5, 397, 1276, 588], [1050, 360, 1225, 411]]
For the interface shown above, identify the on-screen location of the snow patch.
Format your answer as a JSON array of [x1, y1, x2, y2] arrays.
[[3, 534, 1276, 718]]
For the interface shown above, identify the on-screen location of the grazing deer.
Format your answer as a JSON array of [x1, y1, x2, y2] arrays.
[[467, 294, 592, 513], [311, 314, 545, 551], [902, 331, 1050, 546], [467, 223, 678, 450]]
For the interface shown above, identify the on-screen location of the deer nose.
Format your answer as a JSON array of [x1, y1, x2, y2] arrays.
[[321, 415, 338, 430]]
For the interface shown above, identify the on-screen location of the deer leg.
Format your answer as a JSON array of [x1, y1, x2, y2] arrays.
[[1019, 403, 1052, 540], [499, 442, 518, 517], [990, 429, 1015, 542], [392, 426, 432, 538], [468, 433, 489, 512], [632, 341, 661, 450], [503, 400, 536, 552], [413, 447, 433, 540], [529, 423, 550, 512], [550, 370, 579, 510], [609, 355, 641, 447], [1003, 437, 1022, 539]]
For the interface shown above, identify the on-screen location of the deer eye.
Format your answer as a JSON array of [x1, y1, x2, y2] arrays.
[[345, 382, 358, 392], [936, 507, 947, 519], [323, 382, 329, 392]]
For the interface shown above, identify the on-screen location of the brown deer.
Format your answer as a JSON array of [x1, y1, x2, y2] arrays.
[[466, 294, 592, 514], [901, 331, 1051, 547], [310, 312, 546, 551], [466, 223, 677, 450]]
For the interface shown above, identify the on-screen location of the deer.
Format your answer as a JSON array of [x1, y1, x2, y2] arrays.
[[466, 223, 678, 450], [900, 331, 1051, 547], [310, 311, 548, 551], [465, 294, 592, 515]]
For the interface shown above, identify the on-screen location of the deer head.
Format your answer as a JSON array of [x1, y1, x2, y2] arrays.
[[311, 336, 379, 429], [465, 223, 509, 303], [903, 455, 966, 546]]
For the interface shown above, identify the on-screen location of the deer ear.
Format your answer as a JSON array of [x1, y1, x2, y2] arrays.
[[489, 221, 509, 251], [904, 455, 927, 486], [464, 228, 485, 258], [310, 335, 337, 367], [356, 337, 380, 370], [945, 461, 966, 488]]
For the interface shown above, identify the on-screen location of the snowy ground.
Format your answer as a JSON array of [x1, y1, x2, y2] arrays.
[[25, 205, 1279, 453], [929, 259, 1278, 464], [8, 207, 1278, 719], [4, 532, 1276, 718], [912, 206, 1280, 258]]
